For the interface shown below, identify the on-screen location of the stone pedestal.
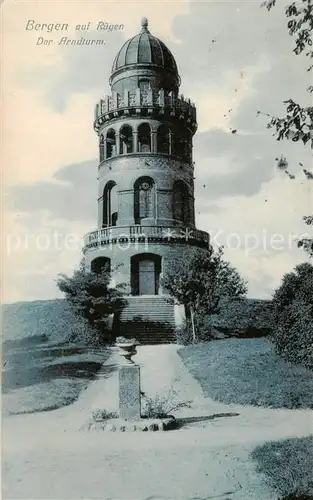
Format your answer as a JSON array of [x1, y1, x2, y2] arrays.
[[119, 365, 141, 420]]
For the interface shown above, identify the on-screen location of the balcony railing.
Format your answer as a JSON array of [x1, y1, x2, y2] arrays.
[[83, 225, 210, 251], [94, 88, 197, 131]]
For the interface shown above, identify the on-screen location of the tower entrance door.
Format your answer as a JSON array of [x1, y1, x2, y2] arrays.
[[131, 253, 161, 296], [138, 259, 155, 295]]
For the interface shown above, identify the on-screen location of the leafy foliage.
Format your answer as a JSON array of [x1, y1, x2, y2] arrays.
[[162, 246, 247, 314], [141, 388, 192, 418], [265, 99, 312, 147], [162, 246, 247, 341], [271, 262, 313, 368], [56, 261, 126, 344], [211, 297, 274, 335], [261, 0, 313, 254], [298, 214, 313, 256], [175, 299, 273, 345]]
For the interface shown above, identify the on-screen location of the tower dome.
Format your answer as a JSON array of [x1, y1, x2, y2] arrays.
[[111, 18, 178, 75], [109, 18, 180, 95]]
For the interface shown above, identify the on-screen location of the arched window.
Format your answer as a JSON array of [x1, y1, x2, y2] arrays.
[[138, 123, 151, 153], [99, 134, 105, 162], [134, 177, 155, 223], [103, 181, 118, 227], [91, 256, 111, 274], [171, 131, 191, 161], [119, 125, 133, 154], [157, 125, 170, 154], [176, 136, 186, 159], [106, 129, 116, 159], [173, 180, 189, 225]]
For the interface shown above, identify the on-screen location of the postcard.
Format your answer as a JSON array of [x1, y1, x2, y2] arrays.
[[2, 1, 312, 499]]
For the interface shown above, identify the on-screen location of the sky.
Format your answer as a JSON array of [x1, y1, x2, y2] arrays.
[[1, 0, 312, 303]]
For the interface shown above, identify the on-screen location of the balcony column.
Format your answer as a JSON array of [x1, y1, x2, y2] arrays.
[[97, 196, 104, 228], [133, 131, 138, 153], [151, 131, 157, 153], [169, 131, 172, 155], [115, 132, 120, 156]]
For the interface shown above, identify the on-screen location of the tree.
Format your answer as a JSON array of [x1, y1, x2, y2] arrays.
[[161, 246, 247, 340], [271, 262, 313, 367], [56, 260, 126, 344], [261, 0, 313, 256]]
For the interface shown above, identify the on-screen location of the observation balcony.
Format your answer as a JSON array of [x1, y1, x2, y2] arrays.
[[94, 88, 197, 133], [83, 224, 210, 252]]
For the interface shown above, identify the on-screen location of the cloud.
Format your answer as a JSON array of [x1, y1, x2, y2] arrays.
[[6, 161, 97, 223]]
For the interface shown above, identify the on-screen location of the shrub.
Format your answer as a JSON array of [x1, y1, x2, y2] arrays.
[[271, 263, 313, 368], [141, 389, 192, 418], [175, 321, 194, 345], [57, 260, 126, 346], [91, 409, 118, 421], [174, 297, 273, 345], [162, 246, 247, 321]]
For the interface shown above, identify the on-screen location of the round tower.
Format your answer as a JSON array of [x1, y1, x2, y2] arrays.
[[83, 19, 210, 339]]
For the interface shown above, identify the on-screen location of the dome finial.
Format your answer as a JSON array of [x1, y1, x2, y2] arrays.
[[141, 17, 149, 32]]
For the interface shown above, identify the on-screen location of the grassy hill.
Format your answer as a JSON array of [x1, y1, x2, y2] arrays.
[[1, 297, 273, 416], [179, 338, 313, 409], [2, 299, 109, 417], [2, 297, 273, 345], [2, 299, 78, 343]]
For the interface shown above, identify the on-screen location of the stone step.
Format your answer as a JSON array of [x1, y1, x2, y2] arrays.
[[116, 296, 176, 344]]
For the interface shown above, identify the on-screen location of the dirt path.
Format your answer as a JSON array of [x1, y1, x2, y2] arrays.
[[3, 345, 312, 500]]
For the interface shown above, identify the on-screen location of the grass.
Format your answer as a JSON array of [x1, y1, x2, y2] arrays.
[[2, 299, 78, 344], [2, 378, 92, 416], [2, 348, 109, 416], [2, 299, 113, 416], [2, 338, 109, 416], [179, 338, 313, 409], [251, 436, 313, 499]]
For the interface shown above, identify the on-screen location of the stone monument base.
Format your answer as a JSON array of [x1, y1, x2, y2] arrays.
[[81, 416, 178, 432]]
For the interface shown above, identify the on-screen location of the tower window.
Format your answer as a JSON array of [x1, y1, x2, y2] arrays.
[[91, 257, 111, 274], [106, 129, 116, 159], [157, 125, 170, 154], [134, 176, 155, 223], [103, 181, 118, 227], [171, 131, 191, 162], [138, 123, 151, 153], [119, 125, 133, 154], [173, 180, 189, 225]]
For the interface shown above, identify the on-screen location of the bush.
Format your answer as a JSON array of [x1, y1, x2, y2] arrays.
[[57, 261, 126, 346], [272, 263, 313, 368], [141, 389, 191, 418], [175, 321, 194, 345], [175, 299, 274, 345]]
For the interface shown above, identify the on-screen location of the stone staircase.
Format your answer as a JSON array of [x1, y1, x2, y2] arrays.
[[115, 296, 176, 344]]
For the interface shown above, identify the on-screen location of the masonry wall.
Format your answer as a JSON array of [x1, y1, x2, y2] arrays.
[[97, 154, 195, 228], [84, 241, 209, 294]]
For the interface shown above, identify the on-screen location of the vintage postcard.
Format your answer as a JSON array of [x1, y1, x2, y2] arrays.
[[1, 0, 312, 499]]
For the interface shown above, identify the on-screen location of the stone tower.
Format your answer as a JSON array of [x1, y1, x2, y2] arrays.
[[83, 18, 210, 342]]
